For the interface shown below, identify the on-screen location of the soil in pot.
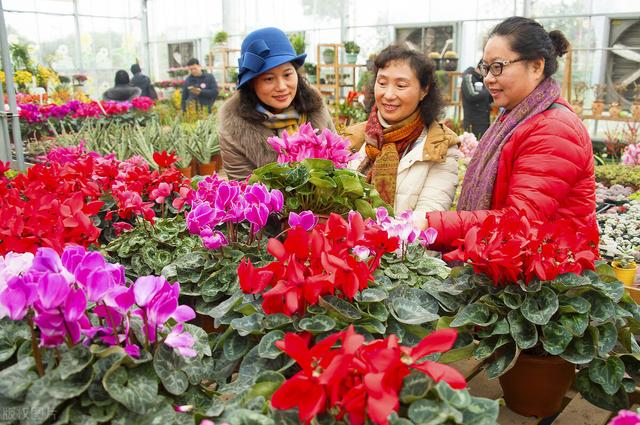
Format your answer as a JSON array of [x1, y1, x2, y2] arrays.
[[498, 352, 575, 417]]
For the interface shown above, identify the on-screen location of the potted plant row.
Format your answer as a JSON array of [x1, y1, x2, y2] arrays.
[[443, 211, 640, 417]]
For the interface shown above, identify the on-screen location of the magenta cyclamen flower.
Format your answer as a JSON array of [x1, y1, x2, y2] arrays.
[[288, 211, 318, 231], [0, 247, 198, 356], [266, 123, 360, 168], [186, 174, 284, 249], [609, 409, 640, 425]]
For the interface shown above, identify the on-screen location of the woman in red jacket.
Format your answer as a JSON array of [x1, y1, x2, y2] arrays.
[[423, 16, 597, 251]]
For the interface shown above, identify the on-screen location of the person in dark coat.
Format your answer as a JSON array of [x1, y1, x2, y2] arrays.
[[181, 58, 218, 112], [130, 64, 157, 99], [103, 70, 141, 101], [461, 65, 493, 138]]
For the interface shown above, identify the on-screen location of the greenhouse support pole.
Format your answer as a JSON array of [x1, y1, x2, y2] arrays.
[[141, 0, 151, 72], [0, 0, 24, 170], [0, 73, 10, 164]]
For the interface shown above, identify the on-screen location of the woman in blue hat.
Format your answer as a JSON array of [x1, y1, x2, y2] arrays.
[[218, 27, 335, 181]]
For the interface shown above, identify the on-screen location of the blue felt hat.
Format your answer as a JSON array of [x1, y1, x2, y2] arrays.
[[236, 27, 307, 89]]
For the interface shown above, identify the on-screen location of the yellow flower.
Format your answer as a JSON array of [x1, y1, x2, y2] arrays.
[[0, 71, 5, 84], [172, 89, 181, 110], [37, 65, 60, 86], [14, 70, 33, 88]]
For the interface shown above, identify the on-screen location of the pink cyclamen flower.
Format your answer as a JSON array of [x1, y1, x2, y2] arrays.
[[0, 252, 34, 291], [165, 324, 197, 357], [200, 229, 229, 250], [288, 211, 318, 231], [420, 228, 438, 247], [150, 182, 172, 204], [352, 246, 371, 261], [609, 410, 640, 425]]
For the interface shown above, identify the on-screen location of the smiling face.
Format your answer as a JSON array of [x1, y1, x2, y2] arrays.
[[252, 62, 298, 113], [482, 35, 545, 111], [374, 60, 427, 125]]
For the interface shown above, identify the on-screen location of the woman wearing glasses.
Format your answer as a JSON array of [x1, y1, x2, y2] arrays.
[[420, 16, 597, 250], [345, 45, 460, 219]]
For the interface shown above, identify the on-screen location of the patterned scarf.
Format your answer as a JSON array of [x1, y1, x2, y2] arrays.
[[457, 78, 561, 211], [357, 105, 424, 206], [257, 104, 307, 135]]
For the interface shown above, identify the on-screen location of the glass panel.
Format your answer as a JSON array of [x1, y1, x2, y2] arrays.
[[35, 0, 74, 14], [530, 0, 593, 16], [476, 0, 519, 20], [395, 25, 454, 54], [2, 0, 36, 12], [37, 14, 77, 71]]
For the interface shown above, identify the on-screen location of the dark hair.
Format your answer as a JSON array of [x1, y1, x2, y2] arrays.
[[131, 64, 141, 74], [187, 58, 199, 66], [365, 45, 443, 126], [115, 70, 130, 85], [237, 66, 323, 122], [489, 16, 570, 79]]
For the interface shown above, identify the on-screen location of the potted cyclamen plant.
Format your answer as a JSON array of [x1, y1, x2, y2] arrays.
[[186, 209, 499, 424], [250, 123, 391, 221], [0, 247, 212, 423], [444, 211, 640, 416]]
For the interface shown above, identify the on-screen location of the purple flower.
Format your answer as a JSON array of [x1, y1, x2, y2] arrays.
[[266, 123, 359, 167], [245, 204, 269, 231], [37, 274, 71, 310], [125, 344, 141, 358], [186, 203, 218, 234], [288, 211, 318, 231], [165, 324, 196, 357], [133, 276, 166, 307], [270, 189, 284, 212], [609, 410, 640, 425], [420, 228, 438, 247], [200, 229, 228, 250]]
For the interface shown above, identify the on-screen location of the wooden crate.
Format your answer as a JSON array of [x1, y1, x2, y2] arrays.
[[450, 359, 626, 425]]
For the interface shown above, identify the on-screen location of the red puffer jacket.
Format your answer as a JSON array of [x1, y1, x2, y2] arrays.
[[427, 97, 597, 252]]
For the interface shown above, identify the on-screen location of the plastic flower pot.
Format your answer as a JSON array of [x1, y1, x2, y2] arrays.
[[632, 103, 640, 120], [346, 53, 358, 64], [612, 260, 638, 287], [498, 352, 575, 417], [591, 100, 605, 117], [442, 57, 458, 71], [198, 155, 222, 175], [609, 103, 621, 118], [178, 166, 193, 178], [323, 50, 335, 65]]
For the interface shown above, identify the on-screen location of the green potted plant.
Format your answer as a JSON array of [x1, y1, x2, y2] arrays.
[[611, 249, 638, 287], [322, 47, 335, 65], [303, 62, 317, 84], [344, 41, 360, 64], [444, 211, 640, 417], [572, 81, 588, 116], [428, 52, 442, 70], [213, 30, 229, 46], [442, 50, 459, 71], [592, 84, 606, 117], [187, 115, 220, 175], [250, 158, 390, 219], [288, 32, 306, 55]]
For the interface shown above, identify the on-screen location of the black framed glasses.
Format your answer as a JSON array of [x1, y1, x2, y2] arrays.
[[477, 58, 526, 77]]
